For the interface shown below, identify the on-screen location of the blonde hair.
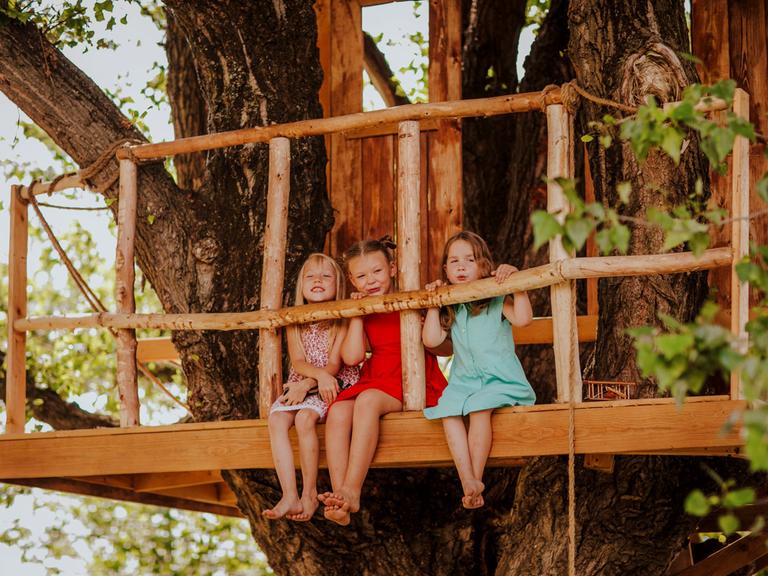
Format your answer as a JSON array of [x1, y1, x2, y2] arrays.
[[439, 231, 496, 330], [288, 253, 345, 360]]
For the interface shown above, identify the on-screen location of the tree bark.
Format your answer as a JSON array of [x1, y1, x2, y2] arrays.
[[0, 2, 752, 575]]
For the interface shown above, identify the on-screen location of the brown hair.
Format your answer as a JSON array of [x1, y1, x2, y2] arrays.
[[342, 235, 396, 268], [439, 231, 496, 330], [288, 253, 345, 359]]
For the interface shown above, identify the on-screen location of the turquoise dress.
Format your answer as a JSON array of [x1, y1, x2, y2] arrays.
[[424, 296, 535, 419]]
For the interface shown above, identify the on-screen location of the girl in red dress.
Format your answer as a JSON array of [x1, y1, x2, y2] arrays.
[[319, 237, 447, 525]]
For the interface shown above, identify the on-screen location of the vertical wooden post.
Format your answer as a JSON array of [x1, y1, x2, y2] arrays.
[[6, 186, 28, 434], [547, 105, 583, 403], [259, 137, 290, 418], [116, 156, 140, 427], [583, 143, 599, 318], [730, 88, 750, 399], [427, 0, 463, 283], [397, 120, 426, 411]]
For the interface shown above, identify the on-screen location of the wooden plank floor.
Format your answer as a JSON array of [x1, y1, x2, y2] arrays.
[[1, 397, 744, 516]]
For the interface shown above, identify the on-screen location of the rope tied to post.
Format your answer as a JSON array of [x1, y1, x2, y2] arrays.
[[539, 81, 639, 116], [78, 137, 145, 193]]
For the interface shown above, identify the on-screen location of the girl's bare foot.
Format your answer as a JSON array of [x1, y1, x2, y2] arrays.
[[322, 488, 360, 526], [461, 480, 485, 510], [287, 492, 319, 522], [263, 496, 302, 520]]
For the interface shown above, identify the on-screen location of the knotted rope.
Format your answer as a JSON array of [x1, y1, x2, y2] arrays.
[[539, 81, 639, 116]]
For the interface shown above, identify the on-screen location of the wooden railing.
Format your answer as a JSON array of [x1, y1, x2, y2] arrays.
[[4, 88, 750, 432]]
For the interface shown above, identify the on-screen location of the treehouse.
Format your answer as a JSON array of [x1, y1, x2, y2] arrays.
[[2, 1, 767, 573]]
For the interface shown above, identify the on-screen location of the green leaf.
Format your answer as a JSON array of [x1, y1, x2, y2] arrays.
[[656, 333, 694, 359], [685, 489, 711, 516], [581, 134, 594, 143], [718, 513, 740, 535], [723, 487, 756, 508], [661, 128, 683, 164], [756, 174, 768, 203], [531, 211, 562, 250], [564, 217, 593, 251], [147, 214, 156, 225]]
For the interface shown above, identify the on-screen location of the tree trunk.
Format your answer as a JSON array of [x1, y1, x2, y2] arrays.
[[0, 1, 751, 575]]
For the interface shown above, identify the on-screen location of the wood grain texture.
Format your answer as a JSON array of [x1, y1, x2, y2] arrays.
[[258, 137, 290, 417], [0, 398, 743, 478], [116, 158, 139, 427], [6, 186, 28, 434]]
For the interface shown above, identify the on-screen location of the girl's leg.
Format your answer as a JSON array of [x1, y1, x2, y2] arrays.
[[325, 389, 401, 525], [442, 416, 484, 508], [466, 409, 494, 508], [322, 399, 355, 492], [263, 410, 302, 519], [287, 408, 322, 521]]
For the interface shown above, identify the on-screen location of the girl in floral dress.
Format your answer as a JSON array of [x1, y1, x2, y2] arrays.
[[263, 253, 359, 521]]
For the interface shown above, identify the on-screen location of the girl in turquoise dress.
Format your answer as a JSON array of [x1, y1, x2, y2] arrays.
[[422, 231, 535, 509]]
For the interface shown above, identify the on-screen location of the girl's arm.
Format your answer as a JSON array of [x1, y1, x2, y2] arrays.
[[422, 279, 448, 348], [325, 323, 347, 376], [502, 292, 533, 327], [494, 264, 533, 327], [286, 327, 323, 382], [341, 316, 367, 366]]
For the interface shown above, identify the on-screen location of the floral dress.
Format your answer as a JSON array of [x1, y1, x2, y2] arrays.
[[270, 322, 359, 419]]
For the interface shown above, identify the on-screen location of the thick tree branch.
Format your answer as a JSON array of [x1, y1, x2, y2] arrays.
[[363, 31, 410, 106], [0, 350, 117, 430]]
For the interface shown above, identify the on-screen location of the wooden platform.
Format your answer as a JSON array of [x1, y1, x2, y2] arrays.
[[0, 396, 744, 517]]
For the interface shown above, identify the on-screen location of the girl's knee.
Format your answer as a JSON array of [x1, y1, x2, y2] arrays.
[[295, 409, 320, 433], [268, 411, 294, 429]]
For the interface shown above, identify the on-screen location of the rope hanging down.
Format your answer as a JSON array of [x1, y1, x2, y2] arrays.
[[24, 191, 189, 412]]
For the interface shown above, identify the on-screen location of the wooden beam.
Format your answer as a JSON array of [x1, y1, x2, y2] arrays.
[[136, 337, 178, 363], [547, 104, 582, 403], [116, 91, 565, 161], [730, 89, 750, 400], [427, 0, 463, 282], [132, 470, 223, 492], [17, 248, 732, 333], [6, 186, 28, 434], [258, 137, 290, 418], [672, 531, 768, 576], [116, 157, 140, 427], [328, 0, 363, 254], [4, 477, 242, 518], [397, 120, 426, 410], [0, 398, 743, 479]]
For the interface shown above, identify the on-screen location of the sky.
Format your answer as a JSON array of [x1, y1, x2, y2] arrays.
[[0, 2, 533, 573]]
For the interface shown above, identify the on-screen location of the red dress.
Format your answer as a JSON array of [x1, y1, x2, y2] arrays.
[[333, 311, 447, 407]]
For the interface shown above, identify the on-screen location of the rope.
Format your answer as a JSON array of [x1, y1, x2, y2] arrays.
[[539, 81, 639, 116], [26, 194, 189, 412], [36, 202, 110, 211], [78, 137, 144, 193], [568, 386, 576, 576]]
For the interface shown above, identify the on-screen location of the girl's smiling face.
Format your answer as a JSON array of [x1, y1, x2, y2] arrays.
[[301, 258, 338, 303], [347, 251, 396, 296], [444, 239, 480, 284]]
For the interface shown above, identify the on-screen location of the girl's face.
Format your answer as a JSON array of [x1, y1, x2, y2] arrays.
[[301, 259, 338, 303], [444, 239, 480, 284], [347, 251, 395, 296]]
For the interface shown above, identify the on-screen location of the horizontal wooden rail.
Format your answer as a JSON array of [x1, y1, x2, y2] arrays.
[[17, 172, 86, 200], [16, 248, 731, 333], [0, 397, 743, 478], [116, 90, 564, 161]]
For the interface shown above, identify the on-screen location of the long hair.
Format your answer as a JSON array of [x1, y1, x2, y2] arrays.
[[288, 253, 345, 361], [439, 231, 496, 330]]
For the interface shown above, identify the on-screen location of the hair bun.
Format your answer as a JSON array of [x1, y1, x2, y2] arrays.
[[378, 234, 397, 250]]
